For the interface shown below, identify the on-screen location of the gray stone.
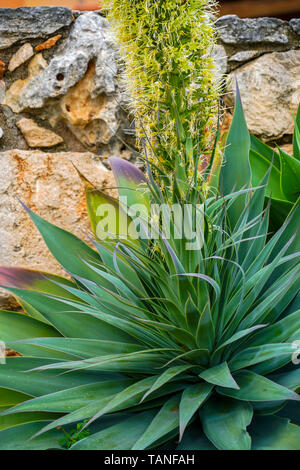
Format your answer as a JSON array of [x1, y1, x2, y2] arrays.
[[229, 50, 260, 64], [0, 126, 3, 139], [226, 49, 300, 140], [217, 15, 290, 45], [0, 7, 73, 50], [211, 44, 228, 80], [290, 19, 300, 36], [4, 12, 118, 112]]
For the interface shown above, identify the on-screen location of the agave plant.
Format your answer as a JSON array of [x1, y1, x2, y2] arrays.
[[102, 0, 220, 181], [0, 0, 299, 451], [0, 89, 299, 449], [249, 103, 300, 230]]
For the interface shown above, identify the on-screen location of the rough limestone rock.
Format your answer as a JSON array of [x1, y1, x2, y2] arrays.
[[58, 62, 119, 148], [16, 118, 63, 148], [0, 149, 115, 308], [8, 43, 34, 72], [4, 12, 118, 112], [0, 7, 72, 50], [290, 19, 300, 36], [217, 15, 290, 45], [4, 54, 49, 113], [229, 50, 260, 64], [3, 12, 124, 152], [226, 50, 300, 140]]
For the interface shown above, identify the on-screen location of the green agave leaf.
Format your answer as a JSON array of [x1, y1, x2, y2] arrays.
[[217, 370, 300, 402], [0, 421, 64, 450], [31, 382, 185, 439], [214, 324, 267, 356], [238, 265, 300, 330], [0, 310, 60, 344], [200, 396, 253, 450], [249, 148, 285, 201], [72, 411, 156, 450], [0, 388, 31, 407], [248, 309, 300, 347], [177, 421, 216, 450], [1, 379, 132, 415], [293, 103, 300, 161], [142, 365, 192, 402], [195, 301, 215, 352], [0, 410, 61, 432], [74, 165, 139, 242], [84, 376, 158, 426], [87, 188, 139, 243], [0, 357, 113, 397], [93, 241, 147, 294], [132, 394, 180, 450], [219, 84, 251, 228], [0, 267, 76, 298], [251, 415, 300, 450], [179, 382, 213, 440], [278, 148, 300, 201], [250, 134, 281, 168], [3, 287, 138, 343], [270, 198, 300, 261], [271, 368, 300, 392], [229, 343, 297, 371], [7, 337, 143, 360], [30, 398, 123, 438], [29, 351, 168, 375], [0, 267, 77, 323], [199, 362, 239, 390], [110, 157, 150, 217]]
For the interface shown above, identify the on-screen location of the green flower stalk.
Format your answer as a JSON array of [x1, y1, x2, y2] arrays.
[[102, 0, 220, 183]]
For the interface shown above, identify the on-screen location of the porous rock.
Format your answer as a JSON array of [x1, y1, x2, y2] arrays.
[[16, 117, 63, 148], [226, 49, 300, 140], [0, 7, 72, 50], [0, 149, 115, 307]]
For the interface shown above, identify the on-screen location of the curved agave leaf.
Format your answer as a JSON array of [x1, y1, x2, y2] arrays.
[[0, 421, 64, 450], [0, 267, 77, 322], [200, 396, 253, 450], [179, 382, 213, 440], [251, 415, 300, 450], [218, 370, 300, 402], [177, 422, 216, 450], [199, 362, 239, 390], [293, 103, 300, 161], [278, 148, 300, 201], [73, 165, 139, 243], [72, 411, 156, 450], [219, 83, 251, 228], [132, 394, 180, 450], [109, 157, 150, 217]]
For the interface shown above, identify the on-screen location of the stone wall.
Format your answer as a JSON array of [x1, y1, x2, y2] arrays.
[[0, 7, 299, 307]]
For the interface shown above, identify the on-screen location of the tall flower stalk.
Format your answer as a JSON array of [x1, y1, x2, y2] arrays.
[[103, 0, 220, 186]]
